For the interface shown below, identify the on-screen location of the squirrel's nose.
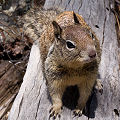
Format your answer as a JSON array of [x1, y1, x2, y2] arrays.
[[89, 50, 96, 58]]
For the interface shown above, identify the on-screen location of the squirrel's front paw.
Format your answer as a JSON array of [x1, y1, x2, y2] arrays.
[[73, 109, 83, 117], [49, 104, 62, 119]]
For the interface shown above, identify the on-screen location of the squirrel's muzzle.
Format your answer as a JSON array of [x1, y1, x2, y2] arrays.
[[88, 50, 96, 58]]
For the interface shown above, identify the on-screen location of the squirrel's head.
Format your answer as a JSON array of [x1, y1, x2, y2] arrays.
[[52, 12, 98, 67]]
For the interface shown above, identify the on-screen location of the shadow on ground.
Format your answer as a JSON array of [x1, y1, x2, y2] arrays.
[[62, 85, 98, 119]]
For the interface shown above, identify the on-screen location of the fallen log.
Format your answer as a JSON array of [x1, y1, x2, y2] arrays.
[[8, 0, 120, 119]]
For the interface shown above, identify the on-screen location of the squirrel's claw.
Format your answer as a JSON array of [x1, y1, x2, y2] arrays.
[[49, 105, 62, 119], [73, 109, 82, 117]]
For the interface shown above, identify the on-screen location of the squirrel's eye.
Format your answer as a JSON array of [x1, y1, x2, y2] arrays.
[[92, 34, 95, 40], [91, 33, 95, 41], [66, 40, 75, 49]]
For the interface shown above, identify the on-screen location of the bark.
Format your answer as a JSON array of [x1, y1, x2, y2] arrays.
[[8, 0, 120, 120], [0, 61, 25, 120]]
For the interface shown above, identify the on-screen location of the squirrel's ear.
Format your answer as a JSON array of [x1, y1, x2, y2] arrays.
[[52, 21, 62, 39], [73, 12, 80, 24]]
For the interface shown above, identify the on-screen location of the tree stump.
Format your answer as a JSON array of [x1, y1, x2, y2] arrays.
[[8, 0, 120, 120]]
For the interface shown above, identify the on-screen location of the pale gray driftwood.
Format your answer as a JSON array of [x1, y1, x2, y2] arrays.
[[8, 0, 120, 120]]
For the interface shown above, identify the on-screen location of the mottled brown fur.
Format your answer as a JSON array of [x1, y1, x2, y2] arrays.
[[39, 11, 101, 118]]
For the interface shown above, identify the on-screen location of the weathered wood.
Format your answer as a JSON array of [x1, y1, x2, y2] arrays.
[[8, 43, 47, 120], [8, 0, 120, 120], [0, 61, 25, 119]]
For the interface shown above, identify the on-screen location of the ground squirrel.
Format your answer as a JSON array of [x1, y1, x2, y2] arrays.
[[39, 11, 102, 119]]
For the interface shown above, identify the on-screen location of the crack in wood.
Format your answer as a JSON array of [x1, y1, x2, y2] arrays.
[[56, 0, 62, 8], [71, 0, 75, 10], [102, 0, 107, 46], [53, 0, 56, 8], [68, 0, 71, 6], [88, 0, 92, 25], [35, 92, 42, 119], [78, 0, 82, 13], [59, 0, 63, 9], [64, 0, 71, 10], [27, 79, 35, 97], [35, 79, 45, 119], [16, 96, 24, 120]]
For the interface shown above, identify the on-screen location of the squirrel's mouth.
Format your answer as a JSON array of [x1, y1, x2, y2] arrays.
[[84, 57, 97, 63], [76, 55, 96, 63]]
